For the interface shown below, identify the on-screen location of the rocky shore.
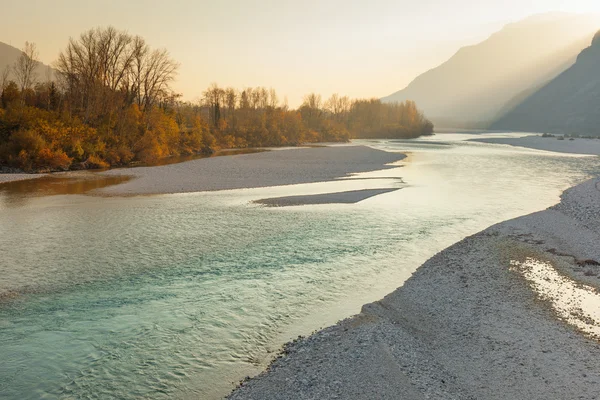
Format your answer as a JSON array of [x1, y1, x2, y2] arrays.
[[229, 177, 600, 399]]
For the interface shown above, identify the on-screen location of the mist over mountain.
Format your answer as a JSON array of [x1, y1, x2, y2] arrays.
[[382, 13, 600, 128], [0, 41, 55, 83], [491, 31, 600, 136]]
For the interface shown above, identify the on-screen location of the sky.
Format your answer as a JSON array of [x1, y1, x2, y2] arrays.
[[2, 0, 600, 106]]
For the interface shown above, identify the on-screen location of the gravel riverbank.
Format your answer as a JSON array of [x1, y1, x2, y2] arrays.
[[97, 146, 405, 195], [229, 176, 600, 399], [0, 173, 46, 184], [471, 135, 600, 155]]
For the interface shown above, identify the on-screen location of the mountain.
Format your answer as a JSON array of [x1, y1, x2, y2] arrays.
[[382, 13, 600, 128], [491, 31, 600, 136], [0, 41, 56, 84]]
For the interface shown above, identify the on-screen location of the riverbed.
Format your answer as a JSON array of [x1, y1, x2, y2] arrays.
[[1, 134, 599, 399]]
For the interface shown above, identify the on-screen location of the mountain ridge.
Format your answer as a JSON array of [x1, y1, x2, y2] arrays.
[[382, 13, 600, 128], [0, 41, 56, 85], [491, 30, 600, 136]]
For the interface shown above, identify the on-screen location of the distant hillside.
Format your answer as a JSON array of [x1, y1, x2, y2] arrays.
[[0, 41, 56, 83], [382, 13, 600, 128], [491, 31, 600, 136]]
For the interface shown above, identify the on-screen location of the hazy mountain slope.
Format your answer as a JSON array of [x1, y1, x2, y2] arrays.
[[491, 31, 600, 136], [0, 41, 56, 83], [382, 13, 600, 128]]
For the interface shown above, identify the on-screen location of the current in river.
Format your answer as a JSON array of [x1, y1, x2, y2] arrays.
[[1, 134, 599, 399]]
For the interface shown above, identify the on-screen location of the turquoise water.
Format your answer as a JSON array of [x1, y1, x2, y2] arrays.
[[1, 135, 599, 399]]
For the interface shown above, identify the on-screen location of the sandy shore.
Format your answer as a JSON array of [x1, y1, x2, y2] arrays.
[[229, 177, 600, 399], [97, 146, 405, 195], [0, 173, 46, 184], [471, 135, 600, 155]]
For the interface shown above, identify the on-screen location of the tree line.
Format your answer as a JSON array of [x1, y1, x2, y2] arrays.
[[0, 27, 433, 172]]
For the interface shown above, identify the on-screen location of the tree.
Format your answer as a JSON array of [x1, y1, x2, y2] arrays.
[[300, 93, 323, 130], [1, 66, 10, 94], [224, 87, 238, 131], [13, 42, 39, 95], [1, 81, 20, 108], [1, 24, 434, 173], [268, 88, 278, 109], [203, 83, 224, 129], [137, 48, 179, 110], [325, 93, 350, 121], [56, 27, 179, 118]]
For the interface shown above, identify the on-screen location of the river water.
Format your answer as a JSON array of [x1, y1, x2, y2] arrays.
[[1, 134, 599, 399]]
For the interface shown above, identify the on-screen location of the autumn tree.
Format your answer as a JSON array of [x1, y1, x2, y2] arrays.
[[0, 25, 433, 173], [56, 26, 179, 119], [324, 93, 350, 122], [203, 83, 224, 129], [300, 93, 322, 130]]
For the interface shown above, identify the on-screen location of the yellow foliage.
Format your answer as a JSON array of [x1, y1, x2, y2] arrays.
[[37, 148, 72, 170], [135, 131, 166, 164], [221, 135, 236, 149], [85, 154, 109, 169]]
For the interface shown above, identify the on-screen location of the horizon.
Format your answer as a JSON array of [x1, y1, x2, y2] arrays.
[[2, 3, 600, 106]]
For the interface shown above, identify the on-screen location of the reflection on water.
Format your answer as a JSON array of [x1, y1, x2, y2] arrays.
[[0, 174, 131, 206], [0, 134, 599, 399], [510, 258, 600, 338], [0, 148, 265, 206]]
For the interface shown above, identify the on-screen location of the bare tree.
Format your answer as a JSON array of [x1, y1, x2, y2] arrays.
[[44, 65, 53, 84], [303, 93, 322, 110], [225, 87, 238, 130], [97, 26, 135, 91], [203, 83, 224, 128], [13, 42, 39, 93], [250, 88, 260, 110], [56, 27, 179, 118], [282, 96, 289, 111], [139, 48, 179, 109], [325, 93, 351, 121], [129, 35, 149, 106], [268, 88, 278, 109], [258, 87, 269, 109], [0, 66, 10, 92], [301, 93, 323, 130]]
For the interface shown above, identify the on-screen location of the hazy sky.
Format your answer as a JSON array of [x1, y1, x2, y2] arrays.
[[2, 0, 600, 106]]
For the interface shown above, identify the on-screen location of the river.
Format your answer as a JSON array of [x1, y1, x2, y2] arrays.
[[1, 134, 598, 399]]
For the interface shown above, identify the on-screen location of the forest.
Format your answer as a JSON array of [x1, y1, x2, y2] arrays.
[[0, 27, 433, 172]]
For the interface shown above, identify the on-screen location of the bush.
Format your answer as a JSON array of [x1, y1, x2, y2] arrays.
[[0, 130, 72, 171], [37, 148, 72, 170], [85, 154, 109, 169]]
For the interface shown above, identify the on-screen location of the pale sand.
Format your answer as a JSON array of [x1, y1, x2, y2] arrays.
[[471, 135, 600, 155], [229, 178, 600, 399], [97, 146, 406, 195], [0, 173, 46, 184]]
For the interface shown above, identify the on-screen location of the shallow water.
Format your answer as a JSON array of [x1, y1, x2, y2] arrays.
[[1, 134, 599, 399], [0, 174, 131, 204]]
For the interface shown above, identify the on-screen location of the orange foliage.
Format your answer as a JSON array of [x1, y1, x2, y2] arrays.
[[85, 154, 110, 169], [37, 148, 72, 170]]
